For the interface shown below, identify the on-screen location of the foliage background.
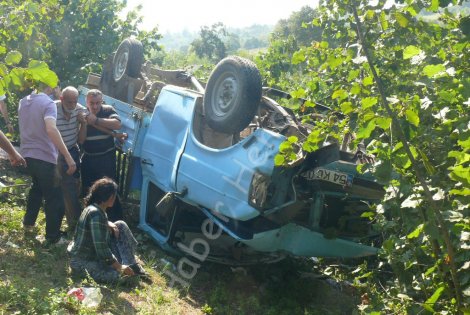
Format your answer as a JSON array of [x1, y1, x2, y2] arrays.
[[265, 0, 469, 313]]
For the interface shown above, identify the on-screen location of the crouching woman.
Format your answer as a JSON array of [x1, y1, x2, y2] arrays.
[[68, 177, 147, 283]]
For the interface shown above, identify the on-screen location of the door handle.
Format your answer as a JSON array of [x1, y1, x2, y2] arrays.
[[141, 159, 153, 166]]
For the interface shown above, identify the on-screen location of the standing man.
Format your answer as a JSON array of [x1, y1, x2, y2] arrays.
[[81, 89, 123, 221], [56, 86, 87, 231], [0, 95, 14, 134], [19, 83, 77, 245]]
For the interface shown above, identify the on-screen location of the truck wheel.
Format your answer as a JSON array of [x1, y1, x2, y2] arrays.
[[113, 38, 143, 82], [204, 56, 262, 134]]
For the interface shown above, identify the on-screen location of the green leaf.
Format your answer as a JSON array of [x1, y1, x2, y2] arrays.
[[347, 69, 360, 82], [350, 84, 361, 95], [406, 223, 424, 239], [27, 60, 58, 88], [363, 111, 375, 122], [365, 10, 375, 20], [395, 153, 411, 169], [0, 46, 6, 55], [361, 97, 378, 109], [304, 100, 316, 108], [292, 51, 306, 64], [356, 119, 376, 139], [458, 137, 470, 150], [429, 0, 439, 12], [448, 151, 470, 165], [395, 12, 409, 27], [450, 188, 470, 196], [290, 88, 306, 99], [376, 117, 392, 129], [417, 147, 436, 175], [403, 45, 422, 59], [274, 154, 285, 166], [303, 140, 319, 152], [423, 285, 445, 312], [8, 68, 25, 88], [424, 264, 438, 277], [340, 102, 354, 114], [288, 136, 298, 143], [360, 212, 375, 219], [327, 55, 342, 70], [405, 109, 420, 127], [0, 64, 7, 76], [332, 89, 348, 101], [363, 76, 374, 86], [5, 51, 22, 65], [449, 165, 470, 185], [423, 64, 446, 78], [380, 11, 388, 30], [279, 142, 292, 153]]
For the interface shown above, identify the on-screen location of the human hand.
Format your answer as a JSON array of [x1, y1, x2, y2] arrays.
[[9, 150, 26, 167], [65, 157, 77, 175], [77, 111, 88, 124], [85, 113, 97, 125], [121, 265, 135, 276], [108, 221, 119, 238], [115, 132, 128, 144]]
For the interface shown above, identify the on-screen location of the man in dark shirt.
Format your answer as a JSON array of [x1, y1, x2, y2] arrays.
[[81, 89, 123, 221]]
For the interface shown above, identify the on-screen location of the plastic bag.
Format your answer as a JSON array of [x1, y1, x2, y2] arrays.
[[67, 287, 102, 307]]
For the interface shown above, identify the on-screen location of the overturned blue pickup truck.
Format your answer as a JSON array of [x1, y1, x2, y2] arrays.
[[79, 38, 385, 264]]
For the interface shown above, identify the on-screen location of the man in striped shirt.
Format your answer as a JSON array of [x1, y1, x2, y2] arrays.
[[56, 86, 87, 230]]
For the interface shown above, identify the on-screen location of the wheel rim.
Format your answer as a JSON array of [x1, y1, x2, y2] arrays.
[[211, 74, 238, 117], [113, 47, 129, 81]]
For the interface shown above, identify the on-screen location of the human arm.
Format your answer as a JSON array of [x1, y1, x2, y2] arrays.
[[84, 111, 127, 143], [86, 112, 121, 130], [77, 111, 87, 145], [0, 99, 14, 134], [44, 118, 76, 175], [0, 131, 26, 166]]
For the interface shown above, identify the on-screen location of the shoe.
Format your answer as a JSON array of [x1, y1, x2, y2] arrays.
[[23, 224, 37, 232], [129, 263, 148, 276], [23, 225, 38, 237], [43, 236, 69, 248], [129, 263, 151, 283]]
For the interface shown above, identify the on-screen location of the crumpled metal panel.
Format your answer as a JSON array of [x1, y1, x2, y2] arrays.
[[244, 223, 378, 258]]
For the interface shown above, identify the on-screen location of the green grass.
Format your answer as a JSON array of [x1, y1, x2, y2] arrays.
[[0, 161, 359, 314]]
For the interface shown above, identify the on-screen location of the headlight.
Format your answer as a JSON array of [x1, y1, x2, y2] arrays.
[[248, 172, 271, 210]]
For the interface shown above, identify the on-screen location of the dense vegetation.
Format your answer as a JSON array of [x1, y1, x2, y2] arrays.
[[1, 0, 469, 314], [269, 1, 469, 313]]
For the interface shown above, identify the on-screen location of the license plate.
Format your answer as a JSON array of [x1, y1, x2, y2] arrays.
[[301, 168, 353, 187]]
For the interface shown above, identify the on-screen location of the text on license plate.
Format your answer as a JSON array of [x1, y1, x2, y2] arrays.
[[302, 168, 353, 187]]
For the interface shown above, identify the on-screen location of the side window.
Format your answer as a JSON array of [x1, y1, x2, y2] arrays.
[[145, 182, 174, 236]]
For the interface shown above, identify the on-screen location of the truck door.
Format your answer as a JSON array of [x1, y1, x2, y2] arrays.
[[140, 88, 198, 192]]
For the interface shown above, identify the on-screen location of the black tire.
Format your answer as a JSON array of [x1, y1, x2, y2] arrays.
[[112, 38, 143, 82], [204, 56, 262, 134]]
